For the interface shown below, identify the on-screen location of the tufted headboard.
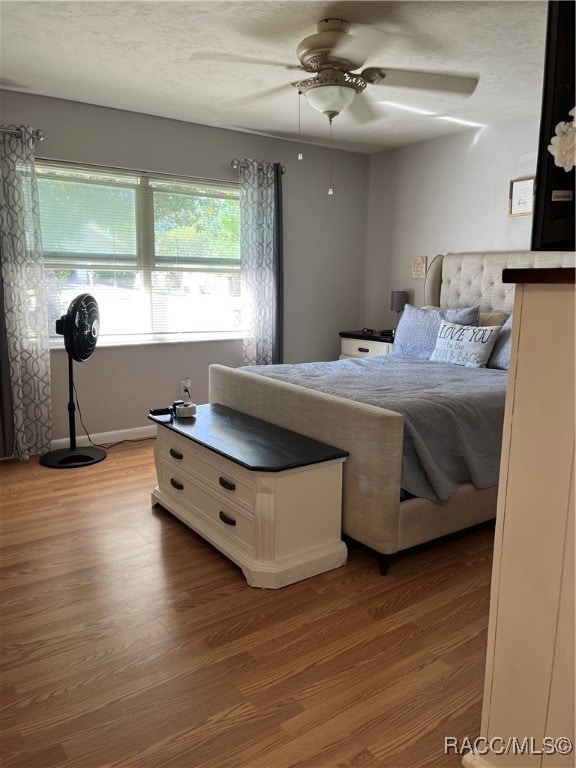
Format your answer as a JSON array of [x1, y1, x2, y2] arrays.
[[425, 251, 576, 314]]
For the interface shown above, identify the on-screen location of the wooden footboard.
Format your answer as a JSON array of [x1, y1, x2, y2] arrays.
[[209, 364, 404, 554]]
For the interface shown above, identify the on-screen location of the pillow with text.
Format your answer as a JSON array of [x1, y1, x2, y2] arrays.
[[430, 320, 501, 368]]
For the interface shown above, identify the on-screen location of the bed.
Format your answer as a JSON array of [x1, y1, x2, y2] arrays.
[[209, 251, 576, 571]]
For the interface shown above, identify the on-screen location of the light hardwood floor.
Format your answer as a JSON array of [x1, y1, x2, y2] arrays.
[[0, 440, 494, 768]]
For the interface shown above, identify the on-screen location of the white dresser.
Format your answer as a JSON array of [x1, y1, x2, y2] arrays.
[[150, 404, 348, 589]]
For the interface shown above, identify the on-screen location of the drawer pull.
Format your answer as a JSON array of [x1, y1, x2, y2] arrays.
[[169, 448, 183, 460], [218, 476, 236, 492], [219, 510, 236, 527], [357, 346, 369, 353], [170, 478, 184, 491]]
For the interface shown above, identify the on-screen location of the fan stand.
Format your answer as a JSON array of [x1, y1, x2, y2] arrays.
[[40, 354, 106, 469]]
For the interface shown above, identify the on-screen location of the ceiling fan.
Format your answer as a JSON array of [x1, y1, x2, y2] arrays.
[[292, 18, 478, 122], [195, 18, 479, 124]]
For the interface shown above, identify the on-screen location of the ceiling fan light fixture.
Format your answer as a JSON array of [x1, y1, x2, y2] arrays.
[[305, 84, 357, 119], [294, 69, 366, 120]]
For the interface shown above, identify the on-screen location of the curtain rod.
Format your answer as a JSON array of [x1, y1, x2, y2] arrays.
[[0, 126, 45, 141], [231, 159, 286, 174]]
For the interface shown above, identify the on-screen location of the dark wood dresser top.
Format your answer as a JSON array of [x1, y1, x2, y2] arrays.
[[149, 403, 348, 472]]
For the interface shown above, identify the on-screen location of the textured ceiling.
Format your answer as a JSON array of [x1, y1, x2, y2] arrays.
[[0, 1, 548, 153]]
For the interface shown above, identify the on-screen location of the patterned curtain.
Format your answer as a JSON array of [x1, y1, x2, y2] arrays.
[[238, 160, 283, 365], [0, 126, 51, 459]]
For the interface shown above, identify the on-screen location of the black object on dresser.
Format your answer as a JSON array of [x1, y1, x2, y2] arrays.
[[339, 329, 395, 343]]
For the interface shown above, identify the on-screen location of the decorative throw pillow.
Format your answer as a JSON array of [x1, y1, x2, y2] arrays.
[[430, 320, 501, 368], [392, 304, 480, 359], [478, 311, 509, 327], [487, 315, 513, 370]]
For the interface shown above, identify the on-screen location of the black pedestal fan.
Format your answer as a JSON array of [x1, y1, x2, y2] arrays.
[[40, 294, 106, 469]]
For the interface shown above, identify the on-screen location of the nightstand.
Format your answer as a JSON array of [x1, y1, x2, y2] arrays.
[[339, 330, 394, 359]]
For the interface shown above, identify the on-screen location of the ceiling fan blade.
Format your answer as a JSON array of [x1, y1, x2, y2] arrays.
[[330, 26, 387, 69], [226, 83, 294, 109], [346, 93, 385, 124], [364, 67, 478, 95], [190, 51, 302, 70]]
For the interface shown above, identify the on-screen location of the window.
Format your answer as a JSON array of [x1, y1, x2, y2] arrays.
[[37, 162, 242, 344]]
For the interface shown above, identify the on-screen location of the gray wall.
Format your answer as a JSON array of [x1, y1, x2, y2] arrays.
[[2, 93, 542, 444], [364, 116, 541, 329], [1, 91, 369, 440]]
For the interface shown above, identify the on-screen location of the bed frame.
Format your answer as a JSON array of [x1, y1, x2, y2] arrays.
[[209, 251, 575, 571]]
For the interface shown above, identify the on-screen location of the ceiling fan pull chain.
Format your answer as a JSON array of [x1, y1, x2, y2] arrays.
[[297, 91, 303, 160], [328, 117, 334, 196]]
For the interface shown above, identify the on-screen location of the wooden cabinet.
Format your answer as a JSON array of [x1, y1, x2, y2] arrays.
[[150, 404, 348, 589], [463, 269, 575, 768]]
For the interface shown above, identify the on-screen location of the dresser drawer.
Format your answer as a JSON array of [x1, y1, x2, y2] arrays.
[[158, 462, 255, 553], [340, 337, 393, 358], [157, 433, 255, 509]]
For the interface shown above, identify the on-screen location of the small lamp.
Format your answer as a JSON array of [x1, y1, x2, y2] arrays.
[[390, 290, 409, 324]]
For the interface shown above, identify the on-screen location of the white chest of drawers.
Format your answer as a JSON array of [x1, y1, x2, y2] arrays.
[[150, 404, 348, 589]]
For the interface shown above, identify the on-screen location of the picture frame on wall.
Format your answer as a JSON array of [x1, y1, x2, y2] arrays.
[[509, 177, 535, 216], [411, 256, 427, 278]]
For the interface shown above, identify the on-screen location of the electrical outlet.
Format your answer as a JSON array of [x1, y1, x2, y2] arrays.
[[180, 379, 191, 398]]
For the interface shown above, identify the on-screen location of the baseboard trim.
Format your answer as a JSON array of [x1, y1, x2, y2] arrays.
[[50, 424, 157, 451]]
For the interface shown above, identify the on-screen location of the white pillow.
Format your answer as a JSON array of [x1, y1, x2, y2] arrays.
[[430, 321, 501, 368]]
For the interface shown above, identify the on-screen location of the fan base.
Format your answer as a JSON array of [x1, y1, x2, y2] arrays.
[[39, 446, 107, 469]]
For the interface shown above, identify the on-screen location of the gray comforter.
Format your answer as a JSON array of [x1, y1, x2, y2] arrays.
[[240, 355, 507, 503]]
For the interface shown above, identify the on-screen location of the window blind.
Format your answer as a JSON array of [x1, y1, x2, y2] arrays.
[[37, 162, 242, 343]]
